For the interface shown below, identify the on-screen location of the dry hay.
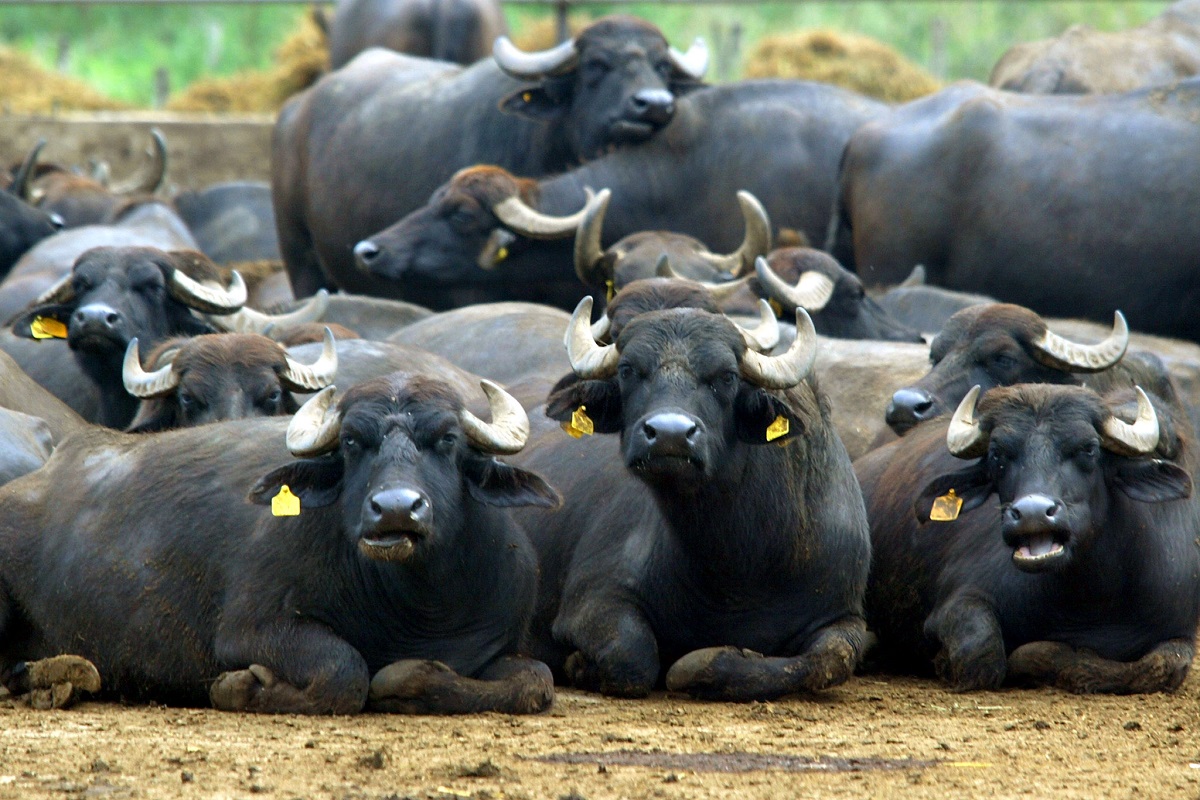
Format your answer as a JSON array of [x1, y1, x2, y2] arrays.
[[744, 29, 941, 102], [511, 15, 592, 52], [0, 48, 130, 113], [166, 10, 329, 114]]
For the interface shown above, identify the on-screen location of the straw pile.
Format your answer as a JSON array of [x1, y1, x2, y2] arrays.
[[744, 30, 941, 102], [511, 16, 592, 52], [0, 47, 130, 113]]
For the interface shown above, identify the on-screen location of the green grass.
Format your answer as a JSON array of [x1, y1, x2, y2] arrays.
[[0, 1, 1174, 106]]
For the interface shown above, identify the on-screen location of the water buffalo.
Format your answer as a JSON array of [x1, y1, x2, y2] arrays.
[[273, 16, 708, 297], [1, 188, 62, 280], [857, 384, 1199, 692], [353, 80, 885, 308], [990, 0, 1200, 94], [834, 80, 1200, 340], [509, 300, 870, 700], [327, 0, 507, 68], [172, 181, 282, 265], [122, 328, 338, 432], [0, 408, 54, 487], [0, 374, 559, 713]]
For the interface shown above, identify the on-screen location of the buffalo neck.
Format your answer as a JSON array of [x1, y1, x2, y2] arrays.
[[76, 348, 139, 429]]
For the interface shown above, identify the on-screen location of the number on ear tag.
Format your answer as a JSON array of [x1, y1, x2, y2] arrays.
[[930, 489, 963, 522], [272, 485, 300, 517]]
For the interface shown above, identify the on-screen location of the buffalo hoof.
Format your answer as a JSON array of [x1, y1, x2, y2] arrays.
[[665, 646, 774, 701], [210, 663, 278, 711], [934, 644, 1006, 692], [563, 650, 651, 699], [20, 655, 101, 710], [369, 659, 457, 712], [1009, 640, 1192, 695]]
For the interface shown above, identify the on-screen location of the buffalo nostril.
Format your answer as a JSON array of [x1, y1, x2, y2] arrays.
[[643, 422, 657, 441], [369, 499, 383, 517], [409, 495, 426, 515], [49, 214, 65, 230], [105, 313, 119, 325], [354, 240, 380, 264]]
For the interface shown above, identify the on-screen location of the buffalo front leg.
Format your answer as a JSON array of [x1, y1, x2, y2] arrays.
[[554, 603, 660, 698], [368, 655, 554, 714], [924, 593, 1008, 691], [3, 655, 101, 710], [1008, 639, 1194, 694], [664, 616, 866, 702]]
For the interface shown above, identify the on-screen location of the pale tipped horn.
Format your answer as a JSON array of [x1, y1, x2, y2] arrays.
[[281, 327, 338, 392], [655, 254, 752, 302], [459, 379, 530, 455], [735, 300, 781, 353], [755, 257, 835, 313], [493, 191, 591, 240], [109, 128, 168, 195], [168, 269, 247, 315], [565, 296, 618, 379], [946, 385, 987, 459], [900, 264, 927, 288], [668, 37, 709, 80], [1030, 311, 1129, 373], [700, 191, 772, 277], [492, 35, 578, 78], [1100, 386, 1160, 456], [573, 188, 611, 284], [33, 271, 76, 305], [11, 138, 46, 201], [286, 386, 341, 456], [208, 289, 330, 335], [121, 337, 179, 398], [740, 307, 817, 390]]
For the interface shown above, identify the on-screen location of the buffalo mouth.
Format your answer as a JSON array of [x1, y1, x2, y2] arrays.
[[68, 330, 126, 353], [358, 529, 426, 563], [1010, 531, 1070, 572], [608, 119, 660, 143], [630, 453, 706, 484]]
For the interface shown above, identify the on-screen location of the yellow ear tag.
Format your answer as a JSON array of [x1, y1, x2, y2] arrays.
[[605, 280, 615, 303], [30, 316, 68, 340], [522, 92, 533, 102], [271, 485, 300, 517], [562, 405, 595, 438], [767, 298, 783, 318], [930, 489, 963, 522], [766, 414, 790, 442], [495, 246, 508, 262]]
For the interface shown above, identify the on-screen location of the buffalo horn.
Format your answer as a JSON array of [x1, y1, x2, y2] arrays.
[[590, 310, 612, 342], [459, 379, 530, 455], [655, 255, 752, 302], [700, 191, 772, 277], [1030, 311, 1129, 373], [493, 191, 591, 240], [11, 138, 46, 201], [109, 128, 168, 195], [492, 35, 578, 78], [209, 289, 330, 335], [573, 188, 611, 284], [280, 327, 338, 392], [735, 300, 781, 353], [945, 385, 987, 459], [286, 386, 341, 456], [121, 337, 179, 398], [740, 307, 817, 390], [900, 264, 927, 288], [33, 271, 76, 305], [755, 256, 835, 313], [565, 296, 619, 379], [1100, 386, 1160, 456], [168, 269, 247, 315], [668, 37, 709, 80]]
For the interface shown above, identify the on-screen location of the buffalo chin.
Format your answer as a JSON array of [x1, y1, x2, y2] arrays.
[[1010, 531, 1070, 573], [358, 531, 422, 563]]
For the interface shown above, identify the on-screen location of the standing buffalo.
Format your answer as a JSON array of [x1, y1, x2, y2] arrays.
[[857, 384, 1199, 692], [273, 16, 708, 297], [327, 0, 507, 68], [512, 300, 871, 700], [0, 374, 559, 713], [834, 80, 1200, 340]]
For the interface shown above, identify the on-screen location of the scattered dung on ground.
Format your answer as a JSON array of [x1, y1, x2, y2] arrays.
[[534, 749, 939, 773]]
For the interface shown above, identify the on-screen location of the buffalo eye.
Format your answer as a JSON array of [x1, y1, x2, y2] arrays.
[[711, 371, 738, 392], [262, 389, 283, 409], [341, 433, 359, 451], [1072, 440, 1100, 467], [654, 60, 672, 78], [583, 58, 612, 85], [988, 352, 1017, 370], [617, 363, 636, 382], [178, 390, 201, 412], [437, 430, 459, 454], [988, 447, 1010, 474]]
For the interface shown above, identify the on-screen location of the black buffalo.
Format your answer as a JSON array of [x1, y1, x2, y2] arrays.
[[511, 299, 870, 700], [327, 0, 507, 68], [0, 374, 559, 713], [857, 383, 1199, 692], [274, 15, 708, 297], [173, 181, 282, 265], [1, 142, 63, 277]]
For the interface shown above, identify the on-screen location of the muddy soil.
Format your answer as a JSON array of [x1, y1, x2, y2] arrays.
[[1, 672, 1198, 800]]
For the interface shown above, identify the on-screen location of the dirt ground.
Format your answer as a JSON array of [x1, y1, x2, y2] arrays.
[[1, 670, 1198, 800]]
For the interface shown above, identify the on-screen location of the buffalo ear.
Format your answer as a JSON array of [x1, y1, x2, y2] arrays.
[[463, 454, 562, 509], [125, 400, 176, 434], [545, 374, 623, 434], [1112, 459, 1193, 503], [734, 386, 802, 445], [499, 87, 568, 121], [248, 454, 344, 509], [9, 304, 72, 339], [914, 464, 994, 523]]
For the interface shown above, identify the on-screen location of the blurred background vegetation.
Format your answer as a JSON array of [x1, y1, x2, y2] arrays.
[[0, 1, 1171, 108]]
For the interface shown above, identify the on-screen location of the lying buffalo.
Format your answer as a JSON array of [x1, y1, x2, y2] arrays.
[[0, 374, 559, 713], [857, 384, 1199, 692]]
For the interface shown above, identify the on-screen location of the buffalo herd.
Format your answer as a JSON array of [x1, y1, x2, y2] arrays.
[[1, 8, 1199, 715]]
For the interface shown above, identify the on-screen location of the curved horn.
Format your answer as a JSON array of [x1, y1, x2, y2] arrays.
[[573, 188, 611, 284], [281, 327, 338, 392], [700, 191, 772, 277], [590, 310, 612, 342], [900, 264, 927, 288], [109, 128, 168, 195], [492, 35, 578, 78], [740, 307, 817, 390], [121, 337, 179, 398], [655, 254, 752, 303], [11, 138, 46, 201], [1030, 311, 1129, 373], [735, 300, 781, 353], [946, 384, 988, 459], [168, 269, 247, 315], [1100, 386, 1160, 457], [755, 257, 835, 313], [33, 271, 76, 305], [493, 192, 590, 240], [208, 289, 330, 335], [286, 386, 341, 457], [668, 37, 709, 80], [459, 379, 530, 455], [565, 296, 619, 379]]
